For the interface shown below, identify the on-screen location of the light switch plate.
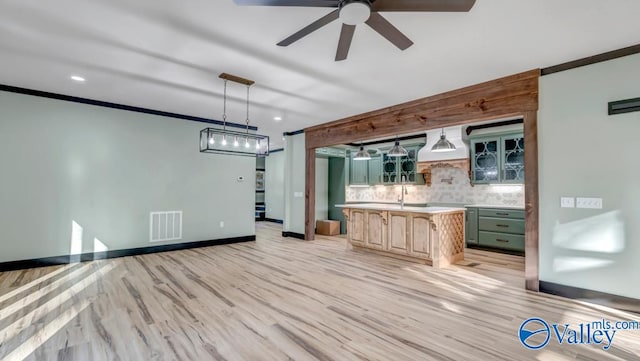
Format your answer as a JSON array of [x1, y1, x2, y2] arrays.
[[560, 197, 575, 208], [294, 192, 303, 198], [576, 197, 603, 209]]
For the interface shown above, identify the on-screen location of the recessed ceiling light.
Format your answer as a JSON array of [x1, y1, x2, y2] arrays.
[[70, 75, 86, 82], [274, 116, 282, 121]]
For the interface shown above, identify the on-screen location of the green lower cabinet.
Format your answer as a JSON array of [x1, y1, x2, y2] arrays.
[[478, 217, 525, 234], [465, 207, 478, 245], [478, 231, 524, 251], [468, 207, 525, 253]]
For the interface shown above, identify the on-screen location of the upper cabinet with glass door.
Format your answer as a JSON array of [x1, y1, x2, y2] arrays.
[[399, 146, 421, 183], [471, 138, 499, 183], [382, 144, 424, 185], [470, 132, 524, 184], [382, 153, 398, 184], [501, 134, 525, 182]]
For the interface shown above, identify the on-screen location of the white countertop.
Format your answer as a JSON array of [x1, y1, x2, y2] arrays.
[[464, 204, 525, 210], [336, 203, 465, 214]]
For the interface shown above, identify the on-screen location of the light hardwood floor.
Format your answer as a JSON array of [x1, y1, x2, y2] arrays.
[[0, 222, 638, 360]]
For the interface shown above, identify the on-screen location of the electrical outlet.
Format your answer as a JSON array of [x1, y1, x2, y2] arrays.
[[560, 197, 575, 208], [219, 221, 225, 228], [576, 197, 603, 209]]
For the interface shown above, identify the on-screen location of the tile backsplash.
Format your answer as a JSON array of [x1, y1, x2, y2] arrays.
[[346, 168, 524, 206]]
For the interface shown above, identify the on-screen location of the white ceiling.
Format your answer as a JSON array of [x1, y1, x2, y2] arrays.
[[1, 0, 639, 149]]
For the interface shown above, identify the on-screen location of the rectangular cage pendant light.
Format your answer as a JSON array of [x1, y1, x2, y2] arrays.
[[200, 73, 269, 157], [200, 128, 269, 157]]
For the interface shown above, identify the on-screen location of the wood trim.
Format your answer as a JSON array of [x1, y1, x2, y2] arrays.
[[283, 129, 305, 136], [540, 281, 640, 314], [304, 69, 541, 291], [218, 72, 255, 86], [304, 69, 539, 149], [282, 231, 305, 240], [523, 110, 539, 291], [466, 118, 523, 135], [345, 133, 427, 147], [305, 147, 316, 241], [0, 235, 256, 272], [417, 159, 471, 186], [352, 244, 434, 266], [0, 84, 257, 131], [541, 43, 640, 76]]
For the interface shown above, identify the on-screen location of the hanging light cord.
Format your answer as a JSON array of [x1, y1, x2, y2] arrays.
[[245, 85, 250, 134], [222, 79, 228, 131]]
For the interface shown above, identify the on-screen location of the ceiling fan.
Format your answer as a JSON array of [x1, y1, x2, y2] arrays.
[[233, 0, 477, 61]]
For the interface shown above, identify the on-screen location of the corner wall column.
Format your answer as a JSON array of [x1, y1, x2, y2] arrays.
[[305, 144, 316, 241], [523, 110, 539, 291]]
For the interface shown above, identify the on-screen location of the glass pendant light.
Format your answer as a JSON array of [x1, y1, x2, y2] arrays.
[[387, 137, 408, 157], [431, 128, 456, 152], [199, 73, 270, 157], [353, 143, 371, 160]]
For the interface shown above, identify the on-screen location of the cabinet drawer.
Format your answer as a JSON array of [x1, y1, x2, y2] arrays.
[[479, 208, 524, 219], [479, 231, 524, 251], [479, 217, 524, 234]]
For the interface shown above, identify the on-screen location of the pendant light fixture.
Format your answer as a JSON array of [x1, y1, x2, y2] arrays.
[[353, 143, 371, 160], [200, 73, 269, 157], [431, 128, 456, 152], [387, 136, 408, 157]]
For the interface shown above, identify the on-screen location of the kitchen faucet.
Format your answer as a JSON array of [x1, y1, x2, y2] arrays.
[[398, 175, 408, 209]]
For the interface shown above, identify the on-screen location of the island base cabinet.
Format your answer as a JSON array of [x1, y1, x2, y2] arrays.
[[343, 207, 464, 268], [365, 210, 387, 250], [347, 209, 366, 247], [409, 215, 432, 260], [387, 212, 409, 254]]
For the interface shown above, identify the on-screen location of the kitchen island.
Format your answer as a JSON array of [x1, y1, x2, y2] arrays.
[[336, 204, 465, 268]]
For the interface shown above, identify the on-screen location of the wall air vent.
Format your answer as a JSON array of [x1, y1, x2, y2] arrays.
[[608, 97, 640, 115], [150, 211, 182, 242]]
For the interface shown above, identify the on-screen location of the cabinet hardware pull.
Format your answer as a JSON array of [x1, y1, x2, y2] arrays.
[[496, 239, 509, 243], [496, 224, 509, 228], [496, 212, 509, 216]]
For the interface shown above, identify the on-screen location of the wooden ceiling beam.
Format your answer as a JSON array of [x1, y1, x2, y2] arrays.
[[304, 69, 540, 149]]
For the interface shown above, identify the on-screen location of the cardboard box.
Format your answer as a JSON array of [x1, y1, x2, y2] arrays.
[[316, 220, 340, 236]]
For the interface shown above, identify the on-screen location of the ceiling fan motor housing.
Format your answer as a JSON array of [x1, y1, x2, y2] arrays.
[[339, 0, 372, 25]]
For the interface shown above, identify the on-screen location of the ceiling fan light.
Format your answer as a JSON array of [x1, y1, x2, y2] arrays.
[[339, 1, 371, 25], [354, 145, 371, 160], [431, 134, 457, 152], [387, 140, 408, 157]]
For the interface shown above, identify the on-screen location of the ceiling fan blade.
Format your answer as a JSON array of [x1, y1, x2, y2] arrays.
[[277, 9, 339, 46], [335, 24, 356, 61], [365, 12, 413, 50], [371, 0, 476, 12], [234, 0, 339, 7]]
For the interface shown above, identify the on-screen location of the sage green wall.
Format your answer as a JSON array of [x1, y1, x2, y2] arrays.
[[315, 157, 329, 222], [283, 133, 306, 234], [0, 91, 255, 263], [282, 133, 328, 235], [265, 151, 285, 221], [328, 157, 346, 234], [539, 52, 640, 299]]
